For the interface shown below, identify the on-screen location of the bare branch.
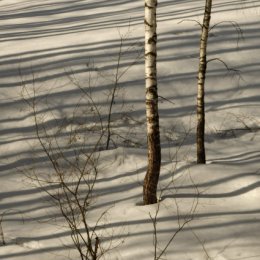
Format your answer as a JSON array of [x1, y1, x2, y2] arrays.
[[178, 19, 203, 29]]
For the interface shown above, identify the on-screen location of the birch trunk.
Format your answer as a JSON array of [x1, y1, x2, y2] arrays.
[[197, 0, 212, 164], [143, 0, 161, 205]]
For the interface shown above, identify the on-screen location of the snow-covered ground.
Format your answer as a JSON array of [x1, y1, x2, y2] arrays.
[[0, 0, 260, 259]]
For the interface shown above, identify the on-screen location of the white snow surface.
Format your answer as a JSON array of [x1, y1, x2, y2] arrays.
[[0, 0, 260, 259]]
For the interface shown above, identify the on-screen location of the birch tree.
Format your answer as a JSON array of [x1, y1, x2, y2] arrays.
[[143, 0, 161, 205], [196, 0, 212, 164]]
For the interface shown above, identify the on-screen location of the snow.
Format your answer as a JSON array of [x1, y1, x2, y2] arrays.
[[0, 0, 260, 259]]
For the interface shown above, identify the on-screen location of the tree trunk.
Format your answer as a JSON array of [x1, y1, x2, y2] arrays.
[[197, 0, 212, 164], [143, 0, 161, 205]]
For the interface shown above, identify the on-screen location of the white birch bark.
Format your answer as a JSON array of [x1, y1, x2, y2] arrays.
[[143, 0, 161, 205], [197, 0, 212, 164]]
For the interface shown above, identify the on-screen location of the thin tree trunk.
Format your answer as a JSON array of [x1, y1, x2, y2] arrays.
[[197, 0, 212, 164], [143, 0, 161, 205]]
